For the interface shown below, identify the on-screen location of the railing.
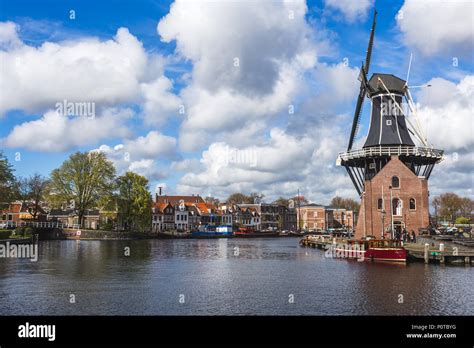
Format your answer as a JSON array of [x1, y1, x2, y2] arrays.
[[0, 221, 69, 229], [337, 146, 444, 163]]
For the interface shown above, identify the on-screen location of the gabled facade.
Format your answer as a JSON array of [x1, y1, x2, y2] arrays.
[[152, 202, 175, 232], [355, 155, 429, 239], [1, 202, 48, 227]]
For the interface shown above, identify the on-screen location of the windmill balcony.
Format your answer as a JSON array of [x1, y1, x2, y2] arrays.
[[336, 145, 444, 165]]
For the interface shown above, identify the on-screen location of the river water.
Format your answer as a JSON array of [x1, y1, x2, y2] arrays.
[[0, 238, 472, 315]]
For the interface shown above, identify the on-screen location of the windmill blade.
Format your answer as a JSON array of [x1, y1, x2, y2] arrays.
[[347, 11, 376, 151], [365, 10, 377, 74], [347, 78, 366, 151]]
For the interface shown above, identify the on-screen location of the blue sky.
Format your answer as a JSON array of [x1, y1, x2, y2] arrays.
[[0, 0, 472, 202]]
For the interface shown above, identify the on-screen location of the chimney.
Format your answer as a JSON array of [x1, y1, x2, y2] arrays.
[[158, 186, 163, 196]]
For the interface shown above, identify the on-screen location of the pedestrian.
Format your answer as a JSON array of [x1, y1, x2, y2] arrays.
[[411, 230, 416, 243]]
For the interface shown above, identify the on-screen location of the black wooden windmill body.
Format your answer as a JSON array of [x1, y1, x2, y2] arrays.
[[336, 10, 444, 195]]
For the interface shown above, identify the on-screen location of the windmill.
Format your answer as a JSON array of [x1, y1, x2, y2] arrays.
[[335, 9, 446, 240], [337, 10, 444, 196]]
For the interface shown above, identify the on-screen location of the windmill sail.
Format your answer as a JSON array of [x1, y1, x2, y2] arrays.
[[347, 10, 377, 151]]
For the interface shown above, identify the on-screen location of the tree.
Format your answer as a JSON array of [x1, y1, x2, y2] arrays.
[[0, 151, 15, 205], [116, 172, 152, 233], [27, 174, 50, 219], [432, 196, 441, 221], [12, 174, 49, 219], [292, 195, 309, 205], [49, 151, 116, 227], [437, 193, 463, 223], [455, 216, 471, 224], [205, 196, 220, 206], [273, 197, 289, 207], [331, 196, 359, 212], [249, 192, 264, 204], [12, 176, 30, 204], [226, 193, 252, 204], [459, 197, 474, 220]]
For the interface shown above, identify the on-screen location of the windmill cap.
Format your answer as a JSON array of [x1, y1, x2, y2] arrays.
[[368, 73, 406, 96]]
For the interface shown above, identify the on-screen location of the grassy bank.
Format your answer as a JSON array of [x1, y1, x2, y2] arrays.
[[0, 230, 12, 239]]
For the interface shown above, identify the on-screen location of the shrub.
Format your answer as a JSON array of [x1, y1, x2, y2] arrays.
[[455, 216, 471, 224]]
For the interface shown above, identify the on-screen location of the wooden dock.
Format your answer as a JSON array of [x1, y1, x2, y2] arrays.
[[404, 243, 474, 265], [299, 235, 474, 265]]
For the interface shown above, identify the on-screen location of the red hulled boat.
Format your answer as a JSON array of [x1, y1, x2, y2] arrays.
[[334, 239, 407, 263]]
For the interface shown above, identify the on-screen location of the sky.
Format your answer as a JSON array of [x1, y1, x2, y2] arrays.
[[0, 0, 473, 204]]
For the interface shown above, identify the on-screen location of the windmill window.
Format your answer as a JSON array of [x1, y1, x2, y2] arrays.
[[386, 119, 392, 126], [391, 176, 400, 188], [409, 198, 416, 210], [377, 198, 383, 210], [392, 198, 402, 216]]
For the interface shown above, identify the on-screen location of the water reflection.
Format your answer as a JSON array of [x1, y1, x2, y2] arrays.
[[0, 238, 472, 315]]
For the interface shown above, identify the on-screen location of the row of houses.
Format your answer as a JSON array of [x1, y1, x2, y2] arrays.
[[151, 194, 299, 232], [152, 195, 355, 233], [1, 195, 356, 232], [0, 202, 112, 229]]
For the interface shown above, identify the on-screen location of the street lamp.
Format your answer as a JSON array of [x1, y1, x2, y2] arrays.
[[389, 185, 394, 240], [381, 209, 386, 239]]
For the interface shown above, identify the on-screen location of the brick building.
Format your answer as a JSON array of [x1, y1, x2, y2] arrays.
[[298, 204, 356, 231], [355, 155, 429, 239]]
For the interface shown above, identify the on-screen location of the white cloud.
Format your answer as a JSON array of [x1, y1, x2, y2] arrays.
[[140, 75, 182, 126], [397, 0, 474, 56], [1, 108, 133, 152], [123, 131, 178, 161], [128, 159, 167, 181], [157, 0, 318, 151], [416, 75, 473, 151], [171, 158, 203, 172], [176, 125, 356, 203], [412, 75, 474, 199], [0, 21, 22, 49], [0, 22, 181, 123], [324, 0, 373, 22], [92, 131, 178, 181]]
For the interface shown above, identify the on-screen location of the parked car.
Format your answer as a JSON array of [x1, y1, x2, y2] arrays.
[[0, 222, 8, 229], [446, 227, 458, 235]]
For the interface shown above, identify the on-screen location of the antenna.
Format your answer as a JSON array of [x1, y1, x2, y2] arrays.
[[377, 77, 428, 147], [405, 53, 413, 88]]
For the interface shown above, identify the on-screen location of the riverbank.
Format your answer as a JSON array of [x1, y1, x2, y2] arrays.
[[0, 228, 305, 242]]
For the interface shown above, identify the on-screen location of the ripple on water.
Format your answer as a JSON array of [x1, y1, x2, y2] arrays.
[[0, 238, 472, 315]]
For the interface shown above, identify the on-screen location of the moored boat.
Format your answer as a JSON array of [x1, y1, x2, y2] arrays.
[[191, 225, 233, 238], [334, 239, 407, 263]]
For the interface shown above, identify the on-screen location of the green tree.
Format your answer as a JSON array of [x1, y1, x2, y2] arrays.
[[455, 216, 471, 224], [116, 172, 152, 233], [0, 151, 16, 205], [49, 151, 116, 227]]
